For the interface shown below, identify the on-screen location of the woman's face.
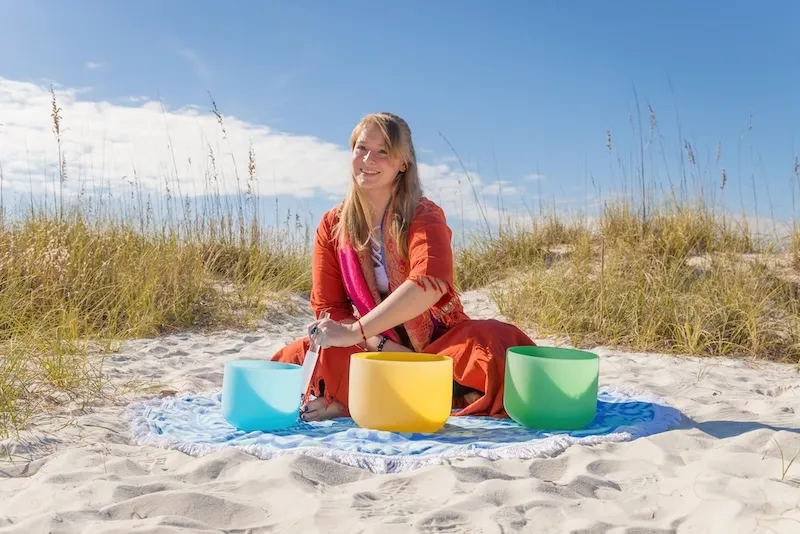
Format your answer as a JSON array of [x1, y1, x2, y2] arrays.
[[351, 125, 405, 194]]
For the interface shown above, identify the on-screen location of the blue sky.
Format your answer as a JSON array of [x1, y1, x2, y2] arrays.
[[1, 0, 798, 230]]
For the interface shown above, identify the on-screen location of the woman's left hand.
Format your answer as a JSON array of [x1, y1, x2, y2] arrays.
[[308, 317, 362, 348]]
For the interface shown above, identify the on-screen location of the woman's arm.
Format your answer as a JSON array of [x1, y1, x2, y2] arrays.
[[335, 318, 413, 352], [356, 279, 444, 340], [310, 278, 448, 348], [310, 211, 355, 322]]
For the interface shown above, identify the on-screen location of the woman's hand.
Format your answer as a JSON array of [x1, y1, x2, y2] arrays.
[[308, 317, 362, 348]]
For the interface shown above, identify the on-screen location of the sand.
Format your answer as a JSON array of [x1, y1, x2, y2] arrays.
[[1, 290, 799, 533]]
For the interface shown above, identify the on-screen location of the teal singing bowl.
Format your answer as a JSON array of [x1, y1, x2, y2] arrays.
[[504, 346, 599, 430], [222, 360, 302, 432]]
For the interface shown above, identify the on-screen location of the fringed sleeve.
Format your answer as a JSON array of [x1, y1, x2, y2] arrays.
[[406, 201, 456, 298]]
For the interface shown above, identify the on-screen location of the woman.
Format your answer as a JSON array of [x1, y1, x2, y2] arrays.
[[271, 112, 535, 421]]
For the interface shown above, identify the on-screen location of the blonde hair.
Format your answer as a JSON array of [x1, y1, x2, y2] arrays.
[[334, 112, 423, 259]]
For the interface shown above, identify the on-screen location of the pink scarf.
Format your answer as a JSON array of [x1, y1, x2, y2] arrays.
[[338, 245, 402, 344]]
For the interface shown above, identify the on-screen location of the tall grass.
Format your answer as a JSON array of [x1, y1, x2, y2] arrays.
[[0, 90, 311, 437], [455, 105, 800, 363], [0, 209, 311, 436], [486, 199, 799, 360]]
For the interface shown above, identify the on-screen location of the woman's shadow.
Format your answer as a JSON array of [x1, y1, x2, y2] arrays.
[[680, 416, 799, 439]]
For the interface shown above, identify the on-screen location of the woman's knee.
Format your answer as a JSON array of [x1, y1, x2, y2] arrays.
[[270, 337, 308, 364]]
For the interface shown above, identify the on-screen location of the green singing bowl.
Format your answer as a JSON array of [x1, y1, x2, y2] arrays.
[[504, 346, 599, 430]]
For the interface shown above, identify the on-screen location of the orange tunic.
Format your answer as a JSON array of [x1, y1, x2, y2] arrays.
[[270, 198, 535, 417]]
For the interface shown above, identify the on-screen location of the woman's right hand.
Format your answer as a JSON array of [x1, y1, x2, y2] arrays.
[[308, 314, 363, 349]]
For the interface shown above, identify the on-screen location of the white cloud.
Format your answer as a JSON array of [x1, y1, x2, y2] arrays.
[[85, 61, 104, 70], [524, 173, 545, 181], [0, 76, 509, 225], [481, 180, 521, 196]]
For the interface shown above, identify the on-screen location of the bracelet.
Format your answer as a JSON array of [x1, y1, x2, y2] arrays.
[[376, 335, 388, 352], [356, 319, 368, 345]]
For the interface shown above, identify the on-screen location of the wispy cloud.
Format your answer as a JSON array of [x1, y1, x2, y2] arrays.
[[524, 173, 546, 181], [482, 180, 521, 196], [174, 47, 212, 82], [272, 69, 302, 90], [0, 76, 516, 225], [84, 61, 104, 70]]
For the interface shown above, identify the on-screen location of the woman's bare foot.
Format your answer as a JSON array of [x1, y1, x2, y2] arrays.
[[463, 391, 482, 405], [301, 397, 346, 422]]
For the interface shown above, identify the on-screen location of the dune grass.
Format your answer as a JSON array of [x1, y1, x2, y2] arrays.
[[453, 105, 799, 362], [0, 209, 311, 437], [480, 201, 799, 360], [0, 89, 798, 438], [453, 113, 800, 362]]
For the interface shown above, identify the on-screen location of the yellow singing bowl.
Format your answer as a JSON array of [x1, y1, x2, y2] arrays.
[[348, 352, 453, 433]]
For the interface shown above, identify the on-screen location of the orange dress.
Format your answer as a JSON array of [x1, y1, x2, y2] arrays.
[[270, 198, 535, 417]]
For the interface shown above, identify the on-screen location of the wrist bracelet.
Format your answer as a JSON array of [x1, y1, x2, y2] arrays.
[[376, 335, 388, 352], [357, 319, 368, 345]]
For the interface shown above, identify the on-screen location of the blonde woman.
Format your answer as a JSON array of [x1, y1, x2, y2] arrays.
[[271, 112, 535, 421]]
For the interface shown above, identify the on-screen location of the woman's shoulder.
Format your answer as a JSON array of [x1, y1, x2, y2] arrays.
[[412, 197, 447, 225], [319, 202, 344, 226], [315, 202, 344, 242]]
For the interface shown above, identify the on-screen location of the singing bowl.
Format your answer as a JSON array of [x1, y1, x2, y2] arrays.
[[348, 352, 453, 433], [222, 360, 302, 432], [504, 346, 599, 430]]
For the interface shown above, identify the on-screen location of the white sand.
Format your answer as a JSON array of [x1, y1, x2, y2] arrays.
[[1, 290, 799, 533]]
